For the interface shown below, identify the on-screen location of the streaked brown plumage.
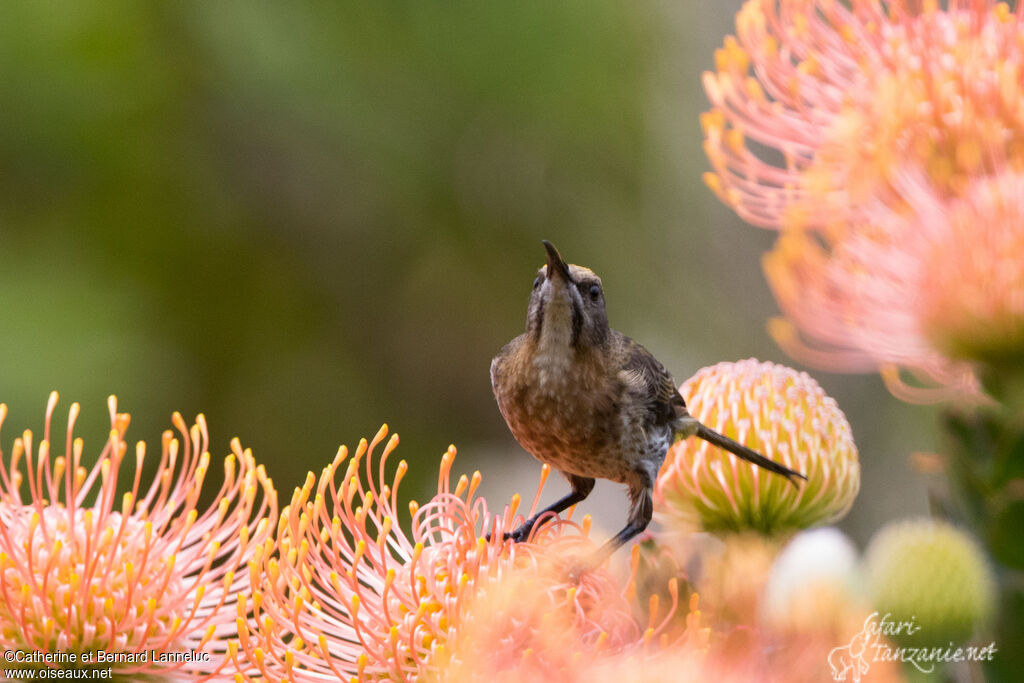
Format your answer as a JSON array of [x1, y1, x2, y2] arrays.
[[490, 241, 806, 559]]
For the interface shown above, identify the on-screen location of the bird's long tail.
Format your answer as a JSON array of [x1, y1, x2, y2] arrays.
[[693, 422, 807, 487]]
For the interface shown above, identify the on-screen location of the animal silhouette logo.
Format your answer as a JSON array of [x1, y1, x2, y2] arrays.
[[828, 613, 875, 681]]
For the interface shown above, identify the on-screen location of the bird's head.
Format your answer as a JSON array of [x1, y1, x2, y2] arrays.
[[525, 241, 610, 351]]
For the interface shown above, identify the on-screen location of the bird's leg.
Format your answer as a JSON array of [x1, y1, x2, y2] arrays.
[[506, 474, 595, 543], [593, 469, 653, 564]]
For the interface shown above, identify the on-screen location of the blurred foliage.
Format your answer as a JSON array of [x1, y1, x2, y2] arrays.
[[942, 370, 1024, 682], [0, 1, 933, 541]]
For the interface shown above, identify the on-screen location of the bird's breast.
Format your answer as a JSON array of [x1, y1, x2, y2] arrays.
[[492, 345, 640, 482]]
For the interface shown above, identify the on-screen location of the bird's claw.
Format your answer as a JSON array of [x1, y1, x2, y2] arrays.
[[485, 526, 530, 544], [498, 518, 539, 544], [508, 525, 532, 543]]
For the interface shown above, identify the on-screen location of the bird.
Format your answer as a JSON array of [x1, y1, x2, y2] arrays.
[[490, 240, 806, 560]]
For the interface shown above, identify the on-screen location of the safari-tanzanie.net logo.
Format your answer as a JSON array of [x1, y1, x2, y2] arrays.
[[828, 611, 996, 681]]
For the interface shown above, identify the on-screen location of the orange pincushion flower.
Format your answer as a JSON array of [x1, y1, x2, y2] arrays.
[[0, 393, 277, 680], [654, 360, 859, 536], [704, 0, 1024, 229], [236, 426, 660, 683], [703, 1, 1024, 400]]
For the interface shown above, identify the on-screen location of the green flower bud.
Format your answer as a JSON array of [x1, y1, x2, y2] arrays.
[[865, 518, 995, 648]]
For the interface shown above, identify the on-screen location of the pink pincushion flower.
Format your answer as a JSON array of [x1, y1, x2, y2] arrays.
[[768, 169, 1024, 399], [0, 393, 277, 680], [437, 553, 695, 682], [916, 171, 1024, 365], [703, 1, 1024, 401], [235, 426, 681, 682], [762, 209, 982, 402], [444, 590, 711, 683]]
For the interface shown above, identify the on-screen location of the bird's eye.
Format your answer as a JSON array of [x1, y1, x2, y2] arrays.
[[588, 284, 601, 301], [533, 276, 541, 289]]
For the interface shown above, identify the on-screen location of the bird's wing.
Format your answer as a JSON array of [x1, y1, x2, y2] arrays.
[[617, 336, 686, 424]]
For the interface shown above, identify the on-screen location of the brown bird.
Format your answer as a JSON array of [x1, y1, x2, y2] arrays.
[[490, 241, 806, 559]]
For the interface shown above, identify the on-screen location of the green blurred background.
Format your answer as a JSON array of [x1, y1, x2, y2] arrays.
[[0, 1, 936, 544]]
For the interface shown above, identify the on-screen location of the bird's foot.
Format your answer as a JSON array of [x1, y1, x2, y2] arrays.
[[485, 519, 536, 544], [508, 520, 535, 543]]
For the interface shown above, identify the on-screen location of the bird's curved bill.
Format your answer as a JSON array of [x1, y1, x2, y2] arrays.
[[542, 240, 571, 282]]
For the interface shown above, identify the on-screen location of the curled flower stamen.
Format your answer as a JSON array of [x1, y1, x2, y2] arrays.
[[237, 426, 679, 682]]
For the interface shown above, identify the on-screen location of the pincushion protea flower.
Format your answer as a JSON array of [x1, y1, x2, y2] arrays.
[[762, 210, 981, 403], [235, 426, 685, 682], [702, 0, 1024, 401], [865, 517, 996, 648], [762, 527, 862, 636], [438, 554, 702, 683], [703, 0, 1024, 229], [768, 169, 1024, 401], [654, 360, 859, 536], [0, 393, 277, 681], [916, 172, 1024, 367]]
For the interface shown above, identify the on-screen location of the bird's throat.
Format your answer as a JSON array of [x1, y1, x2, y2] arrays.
[[532, 296, 583, 392]]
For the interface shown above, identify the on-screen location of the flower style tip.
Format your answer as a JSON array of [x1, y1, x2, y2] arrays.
[[654, 360, 859, 536], [0, 393, 278, 680]]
